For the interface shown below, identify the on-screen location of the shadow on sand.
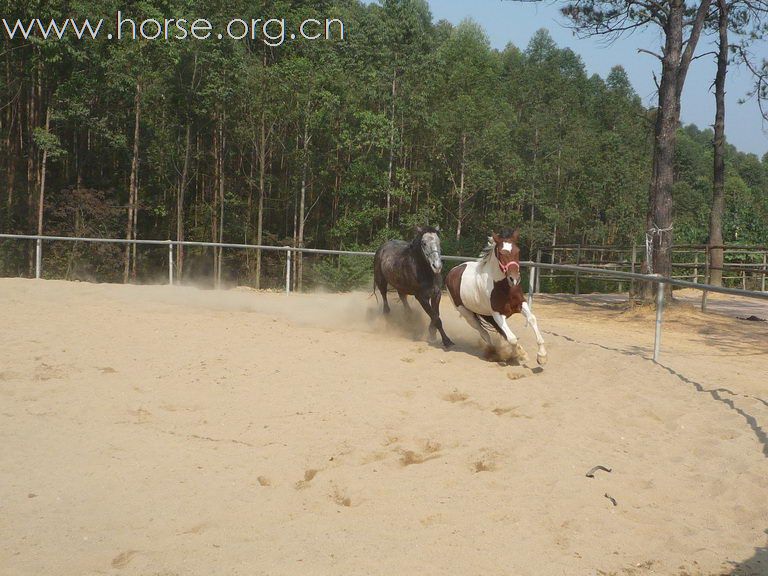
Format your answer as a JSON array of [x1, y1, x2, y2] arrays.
[[724, 533, 768, 575], [545, 330, 768, 459]]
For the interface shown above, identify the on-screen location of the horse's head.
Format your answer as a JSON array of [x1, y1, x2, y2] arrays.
[[415, 226, 443, 274], [492, 228, 521, 286]]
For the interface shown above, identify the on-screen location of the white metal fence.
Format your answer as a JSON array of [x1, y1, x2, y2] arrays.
[[2, 233, 768, 363]]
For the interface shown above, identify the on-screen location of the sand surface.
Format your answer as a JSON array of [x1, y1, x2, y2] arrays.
[[1, 278, 767, 576]]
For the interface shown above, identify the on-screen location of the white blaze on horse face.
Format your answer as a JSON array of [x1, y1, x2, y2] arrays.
[[498, 241, 520, 285], [422, 232, 442, 273]]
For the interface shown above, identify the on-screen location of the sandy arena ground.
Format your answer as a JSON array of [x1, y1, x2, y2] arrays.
[[1, 278, 767, 576]]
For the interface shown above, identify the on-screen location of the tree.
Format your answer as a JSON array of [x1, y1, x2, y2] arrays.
[[708, 0, 768, 285], [561, 0, 713, 298]]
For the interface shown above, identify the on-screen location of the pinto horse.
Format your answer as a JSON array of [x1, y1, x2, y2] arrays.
[[445, 228, 547, 365], [373, 226, 454, 348]]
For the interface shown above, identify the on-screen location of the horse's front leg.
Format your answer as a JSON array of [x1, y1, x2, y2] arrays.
[[415, 292, 453, 348], [490, 312, 527, 364], [521, 302, 547, 366], [491, 312, 518, 344], [429, 288, 454, 348]]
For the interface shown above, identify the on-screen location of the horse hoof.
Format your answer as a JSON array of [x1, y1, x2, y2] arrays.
[[443, 339, 455, 349], [537, 354, 548, 366]]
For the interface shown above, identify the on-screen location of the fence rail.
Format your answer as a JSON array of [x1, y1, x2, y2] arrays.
[[2, 234, 768, 363], [539, 243, 768, 292]]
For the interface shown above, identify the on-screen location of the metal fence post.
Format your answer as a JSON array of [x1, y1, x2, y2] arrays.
[[285, 249, 292, 294], [527, 264, 535, 310], [701, 247, 710, 312], [575, 245, 582, 295], [653, 278, 665, 362], [535, 249, 542, 294], [35, 238, 42, 279], [763, 253, 767, 292], [168, 241, 174, 286], [693, 252, 699, 283]]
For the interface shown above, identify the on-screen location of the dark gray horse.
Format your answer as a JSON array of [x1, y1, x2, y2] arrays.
[[373, 226, 454, 348]]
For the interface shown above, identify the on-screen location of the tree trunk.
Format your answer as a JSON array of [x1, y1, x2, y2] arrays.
[[530, 127, 539, 231], [176, 122, 191, 282], [255, 110, 267, 289], [6, 103, 17, 224], [211, 115, 220, 287], [456, 132, 466, 244], [36, 107, 50, 239], [642, 0, 711, 300], [124, 79, 141, 283], [27, 63, 39, 275], [217, 113, 225, 287], [386, 64, 397, 228], [709, 0, 728, 287], [297, 110, 310, 291]]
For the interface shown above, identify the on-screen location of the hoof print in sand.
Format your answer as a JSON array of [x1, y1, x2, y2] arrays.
[[331, 487, 353, 507], [473, 460, 495, 473], [507, 367, 534, 381], [111, 550, 139, 569], [442, 390, 469, 403], [472, 450, 499, 473], [295, 469, 318, 490], [398, 440, 442, 467]]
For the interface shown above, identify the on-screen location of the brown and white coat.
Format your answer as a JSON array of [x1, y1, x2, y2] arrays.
[[446, 230, 548, 365]]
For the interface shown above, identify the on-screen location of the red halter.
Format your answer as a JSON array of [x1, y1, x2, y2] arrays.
[[499, 260, 519, 274]]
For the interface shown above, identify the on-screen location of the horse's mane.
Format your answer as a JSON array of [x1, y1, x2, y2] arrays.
[[478, 227, 517, 262], [478, 237, 495, 262]]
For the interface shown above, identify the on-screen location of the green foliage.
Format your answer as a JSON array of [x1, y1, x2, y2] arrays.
[[307, 254, 374, 292], [1, 0, 766, 286]]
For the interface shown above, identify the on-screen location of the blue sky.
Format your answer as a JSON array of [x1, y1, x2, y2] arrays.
[[406, 1, 768, 157]]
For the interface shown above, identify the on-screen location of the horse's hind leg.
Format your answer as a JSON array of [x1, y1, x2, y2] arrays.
[[375, 273, 390, 314], [458, 306, 492, 346], [397, 291, 412, 313], [521, 302, 547, 365]]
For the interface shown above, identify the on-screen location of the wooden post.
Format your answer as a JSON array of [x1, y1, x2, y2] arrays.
[[653, 278, 665, 363], [701, 246, 710, 312], [630, 243, 637, 298]]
